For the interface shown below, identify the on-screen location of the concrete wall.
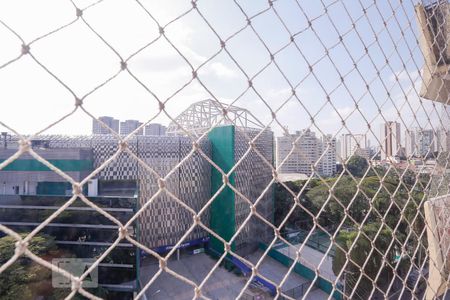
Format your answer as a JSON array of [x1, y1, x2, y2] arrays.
[[0, 148, 93, 195]]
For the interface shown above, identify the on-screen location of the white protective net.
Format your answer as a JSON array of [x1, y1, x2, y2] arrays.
[[0, 0, 450, 299]]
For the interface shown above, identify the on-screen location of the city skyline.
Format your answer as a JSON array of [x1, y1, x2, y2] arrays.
[[92, 116, 166, 136], [0, 1, 447, 140]]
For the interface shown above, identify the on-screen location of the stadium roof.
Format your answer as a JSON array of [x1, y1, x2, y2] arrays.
[[166, 99, 264, 136]]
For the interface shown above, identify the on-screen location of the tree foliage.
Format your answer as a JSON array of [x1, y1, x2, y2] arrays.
[[346, 155, 369, 177], [333, 223, 403, 297], [0, 234, 56, 300], [305, 168, 426, 295], [274, 179, 320, 230], [274, 161, 427, 296], [0, 233, 109, 299]]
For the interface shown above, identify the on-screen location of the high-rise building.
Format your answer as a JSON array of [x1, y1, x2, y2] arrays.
[[404, 128, 416, 157], [144, 123, 167, 136], [318, 134, 337, 177], [435, 127, 450, 152], [339, 133, 369, 160], [380, 121, 401, 160], [276, 129, 336, 177], [405, 128, 437, 157], [120, 119, 143, 135], [92, 116, 119, 135]]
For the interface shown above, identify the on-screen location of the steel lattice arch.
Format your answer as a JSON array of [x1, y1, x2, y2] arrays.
[[166, 99, 264, 136]]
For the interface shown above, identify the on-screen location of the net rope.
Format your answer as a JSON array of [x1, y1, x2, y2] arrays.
[[0, 0, 449, 299]]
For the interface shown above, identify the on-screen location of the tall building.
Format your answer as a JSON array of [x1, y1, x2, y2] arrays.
[[276, 129, 336, 177], [380, 121, 401, 160], [144, 123, 167, 136], [436, 127, 450, 152], [405, 128, 436, 157], [120, 119, 143, 135], [318, 134, 337, 177], [92, 116, 119, 135], [339, 133, 369, 160], [404, 128, 417, 157]]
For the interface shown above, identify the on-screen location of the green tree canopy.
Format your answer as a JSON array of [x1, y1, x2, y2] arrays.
[[306, 173, 424, 230], [0, 233, 108, 299], [333, 223, 402, 297], [346, 155, 369, 177], [0, 234, 56, 300]]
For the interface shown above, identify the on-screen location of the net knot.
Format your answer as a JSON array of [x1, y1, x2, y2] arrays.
[[19, 139, 31, 152], [71, 277, 82, 291], [224, 242, 231, 252], [194, 287, 201, 298], [72, 183, 82, 195], [15, 240, 28, 256], [159, 258, 167, 270], [21, 44, 30, 55], [158, 178, 166, 189], [119, 140, 128, 150], [193, 215, 200, 225], [222, 174, 229, 184], [120, 61, 127, 71], [118, 226, 128, 239], [75, 98, 83, 107]]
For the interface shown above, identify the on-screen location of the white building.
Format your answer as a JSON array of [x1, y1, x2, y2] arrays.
[[120, 119, 143, 135], [144, 123, 167, 136], [92, 116, 119, 135], [276, 129, 336, 177], [339, 133, 369, 160], [436, 127, 449, 153], [405, 128, 438, 157], [318, 134, 337, 177], [380, 121, 401, 160]]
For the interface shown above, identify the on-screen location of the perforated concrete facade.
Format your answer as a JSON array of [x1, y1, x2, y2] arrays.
[[0, 132, 273, 251], [234, 128, 274, 255], [91, 136, 211, 248]]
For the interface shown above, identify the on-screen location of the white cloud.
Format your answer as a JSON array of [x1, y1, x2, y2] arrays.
[[208, 62, 238, 78], [0, 0, 430, 139]]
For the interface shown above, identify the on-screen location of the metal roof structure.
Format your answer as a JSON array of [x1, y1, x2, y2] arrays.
[[166, 99, 265, 136]]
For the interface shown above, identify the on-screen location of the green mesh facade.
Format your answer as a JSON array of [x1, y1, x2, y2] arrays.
[[208, 126, 236, 254]]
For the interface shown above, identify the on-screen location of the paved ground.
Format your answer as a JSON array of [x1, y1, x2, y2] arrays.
[[278, 243, 336, 282], [140, 250, 329, 299]]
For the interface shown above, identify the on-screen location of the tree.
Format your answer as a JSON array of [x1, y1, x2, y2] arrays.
[[346, 155, 369, 177], [0, 233, 108, 299], [306, 176, 371, 228], [274, 179, 319, 230], [0, 234, 56, 300], [333, 223, 403, 298]]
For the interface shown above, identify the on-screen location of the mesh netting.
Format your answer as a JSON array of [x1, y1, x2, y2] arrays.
[[0, 0, 450, 299]]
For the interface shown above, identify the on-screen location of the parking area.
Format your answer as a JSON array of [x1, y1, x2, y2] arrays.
[[139, 250, 329, 299]]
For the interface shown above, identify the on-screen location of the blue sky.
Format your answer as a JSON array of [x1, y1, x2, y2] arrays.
[[0, 0, 446, 144]]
